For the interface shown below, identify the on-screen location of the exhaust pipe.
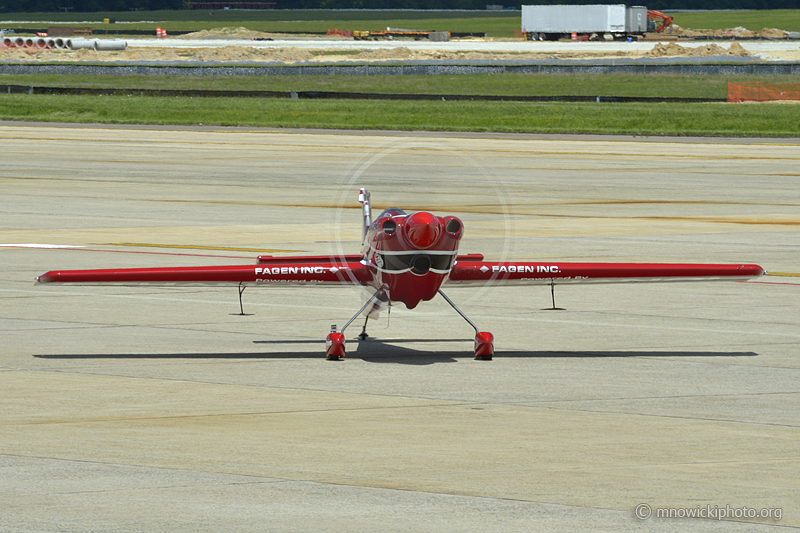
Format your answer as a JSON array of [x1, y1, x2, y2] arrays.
[[93, 39, 127, 51]]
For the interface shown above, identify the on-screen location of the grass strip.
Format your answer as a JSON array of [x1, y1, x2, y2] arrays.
[[1, 93, 798, 137], [670, 10, 800, 33], [1, 12, 518, 37], [0, 10, 516, 23], [0, 86, 723, 103], [2, 73, 798, 99]]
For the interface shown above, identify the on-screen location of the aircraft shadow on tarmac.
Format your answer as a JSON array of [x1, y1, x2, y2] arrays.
[[34, 338, 758, 367]]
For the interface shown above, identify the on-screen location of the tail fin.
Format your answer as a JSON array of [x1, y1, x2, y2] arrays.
[[359, 188, 371, 242]]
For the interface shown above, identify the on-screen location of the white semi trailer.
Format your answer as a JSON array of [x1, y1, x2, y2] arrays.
[[522, 4, 649, 41]]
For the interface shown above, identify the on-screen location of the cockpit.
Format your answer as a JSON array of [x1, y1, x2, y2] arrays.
[[376, 208, 406, 218]]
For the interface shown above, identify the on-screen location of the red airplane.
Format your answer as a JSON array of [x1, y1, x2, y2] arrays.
[[37, 188, 764, 360]]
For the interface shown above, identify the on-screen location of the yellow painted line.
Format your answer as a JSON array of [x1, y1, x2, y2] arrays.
[[767, 272, 800, 277], [759, 143, 800, 147], [97, 243, 302, 253]]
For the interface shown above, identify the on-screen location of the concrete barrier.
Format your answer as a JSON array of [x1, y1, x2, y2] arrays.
[[67, 38, 96, 50], [0, 36, 127, 50], [94, 39, 128, 51]]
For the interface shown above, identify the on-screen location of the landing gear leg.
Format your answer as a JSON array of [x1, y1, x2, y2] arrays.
[[438, 290, 494, 360], [542, 279, 565, 311], [326, 291, 382, 360], [358, 315, 369, 341], [238, 282, 247, 315]]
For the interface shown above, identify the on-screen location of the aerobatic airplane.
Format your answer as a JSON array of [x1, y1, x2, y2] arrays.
[[37, 189, 764, 360]]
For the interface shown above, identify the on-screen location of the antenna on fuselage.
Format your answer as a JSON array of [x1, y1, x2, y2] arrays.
[[359, 188, 372, 241]]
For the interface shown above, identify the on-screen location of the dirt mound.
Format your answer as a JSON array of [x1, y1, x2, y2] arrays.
[[704, 28, 746, 38], [182, 26, 276, 40], [666, 24, 703, 37], [0, 47, 48, 59], [647, 42, 750, 58], [730, 26, 756, 38], [187, 47, 260, 62], [172, 47, 312, 63], [727, 42, 749, 56], [1, 46, 105, 61], [688, 44, 729, 56], [665, 24, 787, 39], [756, 27, 787, 39], [356, 46, 413, 60], [267, 48, 314, 62]]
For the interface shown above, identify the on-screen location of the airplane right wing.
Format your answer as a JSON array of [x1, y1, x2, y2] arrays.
[[446, 261, 765, 286]]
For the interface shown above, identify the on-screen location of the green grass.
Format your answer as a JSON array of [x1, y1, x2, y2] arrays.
[[3, 73, 799, 99], [1, 93, 798, 136], [0, 9, 515, 23], [670, 9, 800, 32], [0, 10, 519, 37]]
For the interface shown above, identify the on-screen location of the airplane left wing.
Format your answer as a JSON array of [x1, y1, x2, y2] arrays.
[[37, 257, 372, 287], [447, 261, 765, 285]]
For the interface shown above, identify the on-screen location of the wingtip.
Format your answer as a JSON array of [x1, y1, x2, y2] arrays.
[[750, 265, 766, 278], [36, 272, 54, 284]]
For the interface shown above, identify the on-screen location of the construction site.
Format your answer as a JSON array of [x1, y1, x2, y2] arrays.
[[2, 2, 800, 65], [1, 28, 800, 63]]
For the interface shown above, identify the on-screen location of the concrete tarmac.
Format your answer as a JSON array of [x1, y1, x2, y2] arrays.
[[1, 124, 798, 531]]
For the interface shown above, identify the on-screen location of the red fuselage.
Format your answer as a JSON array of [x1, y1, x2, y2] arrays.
[[361, 209, 463, 309]]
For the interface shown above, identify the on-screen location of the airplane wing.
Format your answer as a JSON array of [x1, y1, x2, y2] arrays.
[[36, 255, 372, 287], [447, 261, 765, 285]]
